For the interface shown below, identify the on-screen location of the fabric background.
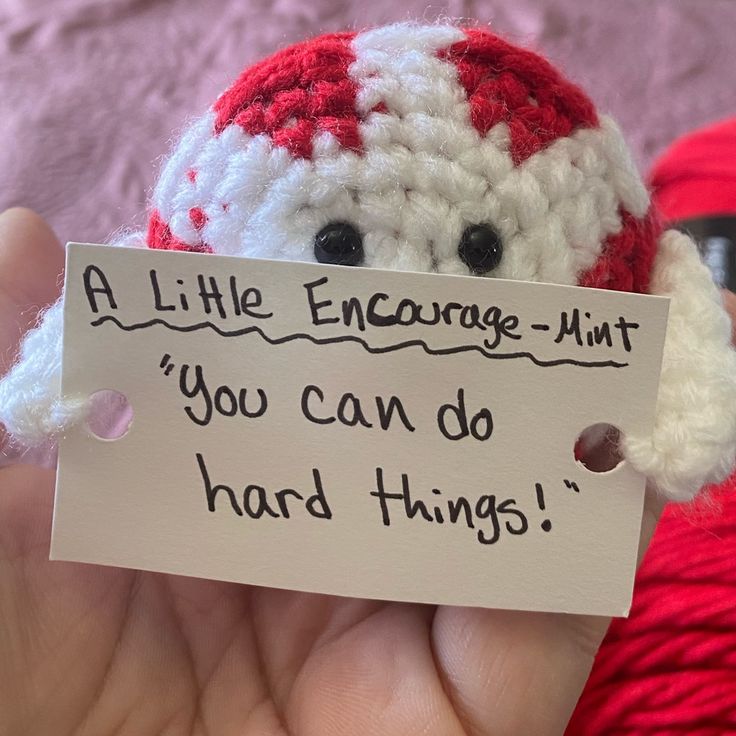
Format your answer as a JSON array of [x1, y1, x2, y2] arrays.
[[2, 3, 736, 731], [1, 0, 734, 245]]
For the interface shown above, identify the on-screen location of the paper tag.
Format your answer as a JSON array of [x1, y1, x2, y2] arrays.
[[53, 243, 669, 615]]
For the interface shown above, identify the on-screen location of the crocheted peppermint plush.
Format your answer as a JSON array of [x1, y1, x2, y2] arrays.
[[2, 23, 735, 502]]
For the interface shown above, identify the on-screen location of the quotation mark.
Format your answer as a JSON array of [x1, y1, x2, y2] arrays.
[[563, 479, 580, 493], [160, 353, 175, 376]]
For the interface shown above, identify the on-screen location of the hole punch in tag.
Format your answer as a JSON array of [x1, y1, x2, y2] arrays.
[[86, 389, 133, 440], [576, 423, 624, 474], [52, 243, 670, 616]]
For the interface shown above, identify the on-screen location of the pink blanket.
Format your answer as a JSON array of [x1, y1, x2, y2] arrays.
[[1, 0, 734, 245]]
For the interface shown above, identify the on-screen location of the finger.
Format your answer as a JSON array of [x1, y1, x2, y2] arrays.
[[0, 207, 64, 375], [431, 483, 666, 736]]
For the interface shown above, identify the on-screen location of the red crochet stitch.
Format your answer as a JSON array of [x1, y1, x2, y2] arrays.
[[147, 210, 212, 253], [213, 32, 361, 160], [188, 206, 207, 231], [581, 210, 660, 294], [441, 28, 599, 166]]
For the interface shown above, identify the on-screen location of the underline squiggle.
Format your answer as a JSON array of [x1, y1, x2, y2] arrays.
[[89, 316, 629, 369]]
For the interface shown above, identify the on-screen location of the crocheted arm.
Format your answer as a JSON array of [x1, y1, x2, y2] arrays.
[[622, 229, 736, 500], [0, 298, 87, 447]]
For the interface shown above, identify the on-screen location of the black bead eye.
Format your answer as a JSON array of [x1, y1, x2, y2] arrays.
[[458, 224, 504, 275], [314, 222, 364, 266]]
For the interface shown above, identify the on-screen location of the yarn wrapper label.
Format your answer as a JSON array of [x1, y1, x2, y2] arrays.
[[53, 242, 670, 615]]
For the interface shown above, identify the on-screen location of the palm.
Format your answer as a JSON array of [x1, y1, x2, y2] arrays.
[[1, 462, 618, 736], [0, 209, 661, 736]]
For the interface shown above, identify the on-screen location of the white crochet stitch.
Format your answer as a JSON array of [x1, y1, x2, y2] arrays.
[[1, 22, 735, 502], [621, 230, 736, 501]]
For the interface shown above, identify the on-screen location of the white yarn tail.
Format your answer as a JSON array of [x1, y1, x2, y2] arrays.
[[623, 229, 736, 501], [0, 298, 88, 448], [0, 232, 145, 449]]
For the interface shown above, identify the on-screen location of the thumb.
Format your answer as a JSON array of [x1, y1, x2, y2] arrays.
[[722, 289, 736, 345], [0, 207, 64, 376]]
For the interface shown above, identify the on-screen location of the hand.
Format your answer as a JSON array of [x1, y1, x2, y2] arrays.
[[722, 288, 736, 345], [0, 208, 669, 736]]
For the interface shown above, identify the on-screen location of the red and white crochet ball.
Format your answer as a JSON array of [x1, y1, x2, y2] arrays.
[[2, 22, 735, 502], [150, 24, 655, 291]]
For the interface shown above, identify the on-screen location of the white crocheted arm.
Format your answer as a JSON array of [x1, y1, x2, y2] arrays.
[[622, 229, 736, 501], [0, 298, 87, 447]]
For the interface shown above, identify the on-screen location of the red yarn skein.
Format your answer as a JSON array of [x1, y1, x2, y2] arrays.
[[567, 118, 736, 735]]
